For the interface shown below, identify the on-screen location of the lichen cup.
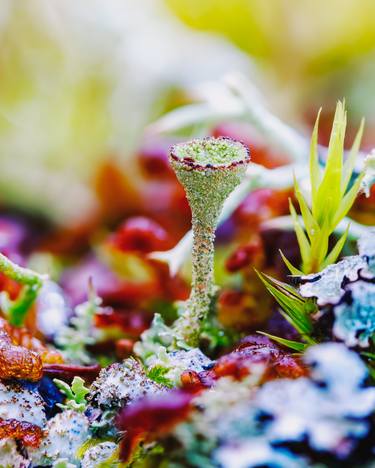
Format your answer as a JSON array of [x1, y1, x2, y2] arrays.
[[169, 137, 250, 345]]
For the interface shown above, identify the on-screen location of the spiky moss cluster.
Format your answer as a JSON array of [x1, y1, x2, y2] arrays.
[[170, 137, 249, 345]]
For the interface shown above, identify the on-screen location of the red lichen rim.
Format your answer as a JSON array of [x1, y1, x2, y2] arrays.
[[169, 136, 250, 171]]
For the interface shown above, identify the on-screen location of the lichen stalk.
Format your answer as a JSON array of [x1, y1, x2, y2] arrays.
[[169, 137, 249, 345]]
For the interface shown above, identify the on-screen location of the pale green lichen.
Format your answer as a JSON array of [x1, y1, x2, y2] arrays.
[[172, 138, 247, 166], [169, 137, 249, 345]]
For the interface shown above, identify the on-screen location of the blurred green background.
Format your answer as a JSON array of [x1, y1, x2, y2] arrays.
[[1, 0, 374, 225]]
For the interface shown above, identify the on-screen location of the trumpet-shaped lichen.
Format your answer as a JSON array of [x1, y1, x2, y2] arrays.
[[169, 137, 249, 345]]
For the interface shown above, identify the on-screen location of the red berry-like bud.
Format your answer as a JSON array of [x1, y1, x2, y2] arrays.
[[225, 241, 263, 272], [109, 217, 171, 253]]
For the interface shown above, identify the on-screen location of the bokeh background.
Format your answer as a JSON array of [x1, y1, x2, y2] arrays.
[[1, 0, 375, 230]]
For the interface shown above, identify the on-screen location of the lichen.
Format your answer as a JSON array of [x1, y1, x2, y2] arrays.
[[88, 357, 165, 410], [81, 442, 118, 468], [361, 150, 375, 197], [358, 227, 375, 274], [146, 348, 213, 387], [28, 410, 89, 466], [332, 279, 375, 347], [169, 137, 249, 345], [298, 255, 367, 306], [0, 381, 46, 428], [165, 343, 375, 467], [0, 439, 29, 468], [55, 283, 101, 365], [172, 138, 247, 167], [249, 343, 375, 455]]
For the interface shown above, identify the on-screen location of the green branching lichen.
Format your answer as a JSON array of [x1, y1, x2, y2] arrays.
[[54, 376, 90, 413], [55, 280, 101, 364], [169, 137, 249, 345]]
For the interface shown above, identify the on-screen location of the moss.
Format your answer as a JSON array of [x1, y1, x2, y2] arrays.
[[169, 137, 249, 345]]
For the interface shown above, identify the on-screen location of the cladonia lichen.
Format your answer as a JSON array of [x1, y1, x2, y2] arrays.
[[169, 137, 249, 345]]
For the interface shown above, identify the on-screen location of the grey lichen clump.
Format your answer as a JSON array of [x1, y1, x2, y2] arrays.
[[298, 231, 375, 348], [170, 137, 250, 345], [28, 410, 89, 466], [88, 357, 166, 410]]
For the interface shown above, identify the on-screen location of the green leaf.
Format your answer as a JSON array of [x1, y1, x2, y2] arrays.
[[332, 173, 364, 227], [256, 270, 314, 336], [310, 108, 321, 209], [147, 366, 174, 388], [342, 118, 364, 193], [293, 176, 318, 242], [289, 199, 311, 270], [279, 250, 304, 275], [315, 101, 346, 225], [315, 214, 331, 268], [257, 332, 308, 352], [321, 224, 349, 269]]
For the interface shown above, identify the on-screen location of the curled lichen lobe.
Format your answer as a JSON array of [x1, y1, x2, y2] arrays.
[[170, 136, 250, 170]]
